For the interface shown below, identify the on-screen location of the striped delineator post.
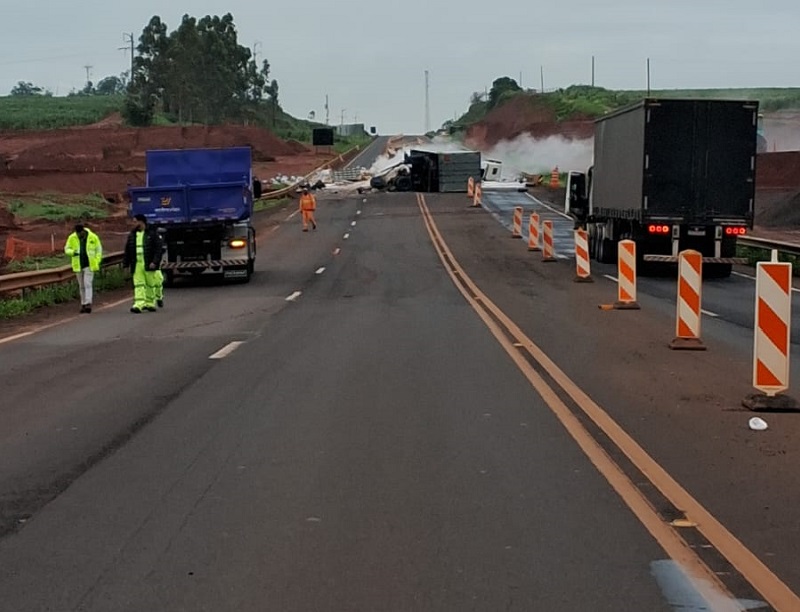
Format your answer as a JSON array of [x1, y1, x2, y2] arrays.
[[542, 220, 557, 262], [512, 207, 523, 239], [573, 229, 593, 282], [669, 250, 706, 350], [472, 183, 482, 208], [743, 257, 798, 410], [528, 213, 541, 252], [613, 240, 640, 309], [467, 176, 475, 198]]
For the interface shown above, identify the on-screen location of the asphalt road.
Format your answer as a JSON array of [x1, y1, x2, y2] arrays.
[[481, 188, 800, 352], [0, 190, 796, 610], [344, 135, 391, 170]]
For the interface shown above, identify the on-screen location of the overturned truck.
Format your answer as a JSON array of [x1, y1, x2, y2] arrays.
[[371, 149, 482, 193]]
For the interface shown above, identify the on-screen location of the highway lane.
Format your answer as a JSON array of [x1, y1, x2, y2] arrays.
[[481, 189, 800, 347], [344, 135, 390, 170], [429, 191, 800, 604], [0, 191, 699, 611], [0, 198, 360, 540]]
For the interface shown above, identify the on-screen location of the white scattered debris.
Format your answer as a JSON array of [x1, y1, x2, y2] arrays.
[[748, 417, 768, 431]]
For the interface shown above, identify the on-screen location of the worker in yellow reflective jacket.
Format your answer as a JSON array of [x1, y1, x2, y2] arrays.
[[64, 223, 103, 314]]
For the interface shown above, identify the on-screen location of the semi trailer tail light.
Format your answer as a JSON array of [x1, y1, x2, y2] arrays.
[[648, 224, 670, 234], [229, 239, 247, 248], [724, 227, 747, 236]]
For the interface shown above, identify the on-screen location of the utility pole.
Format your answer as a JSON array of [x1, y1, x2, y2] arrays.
[[83, 65, 92, 86], [340, 108, 346, 127], [646, 58, 651, 96], [253, 41, 261, 65], [325, 95, 329, 125], [592, 56, 595, 87], [424, 69, 430, 134], [119, 33, 134, 81], [540, 66, 544, 93], [519, 71, 523, 87]]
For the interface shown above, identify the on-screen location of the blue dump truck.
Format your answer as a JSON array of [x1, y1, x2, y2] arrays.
[[127, 147, 257, 285]]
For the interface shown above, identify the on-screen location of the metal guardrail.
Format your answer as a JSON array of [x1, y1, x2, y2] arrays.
[[0, 144, 366, 296], [0, 252, 124, 295], [739, 236, 800, 256]]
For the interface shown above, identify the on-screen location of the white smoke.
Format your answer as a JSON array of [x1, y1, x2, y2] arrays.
[[483, 134, 594, 177]]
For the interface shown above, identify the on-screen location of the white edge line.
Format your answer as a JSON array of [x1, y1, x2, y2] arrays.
[[0, 296, 131, 347], [285, 291, 302, 302], [209, 341, 245, 360], [701, 309, 720, 318], [524, 192, 572, 220], [603, 274, 619, 282], [316, 267, 326, 275]]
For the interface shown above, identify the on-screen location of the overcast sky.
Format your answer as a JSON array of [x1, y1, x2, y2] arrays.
[[0, 0, 797, 134]]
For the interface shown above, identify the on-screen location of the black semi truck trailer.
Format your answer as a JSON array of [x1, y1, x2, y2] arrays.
[[566, 98, 759, 277]]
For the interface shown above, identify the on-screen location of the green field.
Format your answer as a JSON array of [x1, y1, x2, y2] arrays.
[[0, 95, 125, 130], [5, 193, 112, 222]]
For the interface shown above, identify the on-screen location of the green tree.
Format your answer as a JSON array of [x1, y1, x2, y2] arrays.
[[10, 81, 43, 96], [95, 76, 125, 96], [124, 13, 279, 126], [488, 76, 521, 108]]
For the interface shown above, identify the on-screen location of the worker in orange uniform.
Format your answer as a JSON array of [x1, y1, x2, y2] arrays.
[[299, 187, 317, 232]]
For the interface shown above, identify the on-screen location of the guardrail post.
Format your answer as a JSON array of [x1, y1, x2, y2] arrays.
[[743, 258, 799, 410]]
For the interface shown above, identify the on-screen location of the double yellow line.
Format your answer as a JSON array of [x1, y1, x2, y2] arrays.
[[415, 193, 799, 611]]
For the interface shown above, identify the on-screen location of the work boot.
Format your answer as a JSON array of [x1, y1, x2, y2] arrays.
[[145, 306, 157, 312], [80, 305, 88, 314], [302, 228, 308, 232], [312, 222, 317, 230], [130, 306, 142, 314], [85, 305, 92, 314], [157, 299, 164, 308]]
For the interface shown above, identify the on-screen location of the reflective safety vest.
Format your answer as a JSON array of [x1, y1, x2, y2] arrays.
[[64, 229, 103, 272], [300, 194, 316, 211]]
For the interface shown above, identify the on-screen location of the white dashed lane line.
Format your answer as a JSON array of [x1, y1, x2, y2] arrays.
[[209, 341, 245, 360], [285, 291, 302, 302]]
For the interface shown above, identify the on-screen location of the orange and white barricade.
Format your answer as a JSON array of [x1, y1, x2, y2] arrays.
[[573, 229, 593, 282], [669, 250, 705, 350], [542, 220, 557, 262], [528, 213, 541, 252], [549, 167, 560, 189], [512, 207, 523, 239], [613, 240, 640, 309], [743, 254, 797, 410], [467, 176, 475, 198], [472, 183, 482, 208]]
